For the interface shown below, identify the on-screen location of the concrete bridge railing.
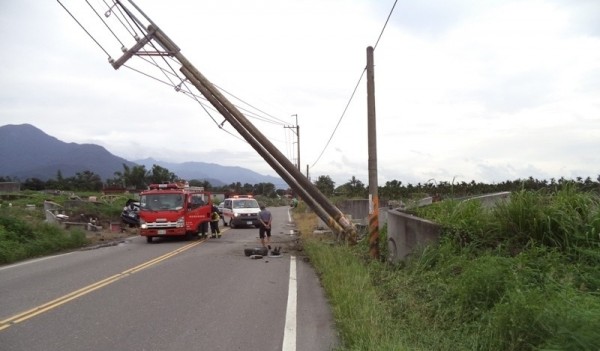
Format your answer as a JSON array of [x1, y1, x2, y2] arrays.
[[386, 210, 441, 263], [312, 192, 511, 263], [386, 192, 511, 263]]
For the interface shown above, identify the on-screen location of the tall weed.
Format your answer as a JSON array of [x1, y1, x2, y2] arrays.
[[479, 286, 600, 351], [296, 190, 600, 350], [491, 190, 546, 244], [0, 211, 88, 264], [305, 240, 412, 351], [445, 255, 514, 321], [492, 188, 600, 257]]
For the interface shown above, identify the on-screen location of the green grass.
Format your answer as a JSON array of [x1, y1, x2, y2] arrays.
[[298, 187, 600, 350], [3, 187, 599, 348], [0, 190, 286, 265], [0, 190, 127, 264], [305, 241, 413, 351], [0, 211, 88, 264]]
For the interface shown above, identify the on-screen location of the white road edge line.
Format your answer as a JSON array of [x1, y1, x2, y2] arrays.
[[0, 252, 74, 271], [282, 255, 297, 351]]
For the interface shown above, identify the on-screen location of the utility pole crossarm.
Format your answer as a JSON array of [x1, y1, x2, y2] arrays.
[[110, 26, 160, 69]]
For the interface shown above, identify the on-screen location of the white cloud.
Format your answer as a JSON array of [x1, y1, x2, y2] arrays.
[[1, 0, 599, 187]]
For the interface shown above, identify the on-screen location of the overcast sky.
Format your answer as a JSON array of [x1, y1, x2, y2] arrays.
[[1, 0, 599, 187]]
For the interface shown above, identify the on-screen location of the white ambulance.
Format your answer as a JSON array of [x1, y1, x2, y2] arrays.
[[221, 195, 261, 228]]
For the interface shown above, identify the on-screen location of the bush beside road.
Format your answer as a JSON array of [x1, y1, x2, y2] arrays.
[[293, 187, 600, 350]]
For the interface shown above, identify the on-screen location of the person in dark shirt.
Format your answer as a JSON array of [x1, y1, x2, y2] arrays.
[[258, 205, 272, 248]]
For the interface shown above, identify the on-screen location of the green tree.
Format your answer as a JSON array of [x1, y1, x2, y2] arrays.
[[148, 164, 177, 184], [108, 169, 125, 188], [254, 182, 276, 197], [111, 164, 128, 188], [71, 170, 103, 191], [114, 164, 149, 190], [242, 183, 254, 195], [22, 178, 45, 191], [337, 176, 366, 198], [314, 175, 335, 196], [55, 170, 65, 190], [275, 188, 289, 198], [189, 179, 212, 189], [226, 182, 242, 195], [380, 179, 403, 200]]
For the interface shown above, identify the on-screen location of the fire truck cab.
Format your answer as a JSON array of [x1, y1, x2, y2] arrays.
[[138, 183, 212, 243]]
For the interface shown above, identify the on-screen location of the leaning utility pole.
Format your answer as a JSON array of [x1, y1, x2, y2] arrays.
[[366, 46, 380, 259], [78, 0, 357, 242], [168, 38, 353, 239]]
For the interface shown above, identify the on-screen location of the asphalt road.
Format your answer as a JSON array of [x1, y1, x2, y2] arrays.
[[0, 206, 339, 351]]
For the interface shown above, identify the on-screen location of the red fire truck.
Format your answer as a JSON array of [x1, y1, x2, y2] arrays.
[[138, 183, 212, 243]]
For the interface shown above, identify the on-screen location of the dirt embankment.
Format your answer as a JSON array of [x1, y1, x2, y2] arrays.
[[81, 224, 139, 248]]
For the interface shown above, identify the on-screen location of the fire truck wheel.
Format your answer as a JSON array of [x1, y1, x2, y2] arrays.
[[229, 219, 235, 229], [146, 236, 153, 243]]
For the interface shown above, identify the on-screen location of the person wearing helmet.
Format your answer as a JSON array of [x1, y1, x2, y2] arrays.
[[210, 205, 221, 238]]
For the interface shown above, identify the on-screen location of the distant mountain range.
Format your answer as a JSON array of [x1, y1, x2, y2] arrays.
[[0, 124, 285, 188], [133, 158, 285, 188]]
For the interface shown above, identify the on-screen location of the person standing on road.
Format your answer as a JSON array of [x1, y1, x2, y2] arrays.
[[210, 205, 221, 238], [258, 205, 272, 248]]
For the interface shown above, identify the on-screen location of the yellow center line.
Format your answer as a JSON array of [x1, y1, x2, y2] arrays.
[[0, 239, 205, 331]]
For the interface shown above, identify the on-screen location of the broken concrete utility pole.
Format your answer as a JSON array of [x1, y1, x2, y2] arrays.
[[102, 1, 357, 242]]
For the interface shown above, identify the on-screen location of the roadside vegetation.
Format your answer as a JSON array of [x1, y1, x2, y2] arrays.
[[0, 212, 87, 264], [3, 165, 600, 348], [0, 189, 287, 265], [0, 162, 292, 265], [295, 185, 600, 350], [0, 190, 125, 264]]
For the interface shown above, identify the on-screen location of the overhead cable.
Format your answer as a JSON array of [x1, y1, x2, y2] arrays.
[[309, 0, 398, 170], [58, 0, 293, 154], [57, 0, 111, 58]]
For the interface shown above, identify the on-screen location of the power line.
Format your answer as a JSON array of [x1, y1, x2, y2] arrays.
[[57, 0, 111, 58], [309, 0, 398, 170], [103, 0, 139, 38], [58, 0, 289, 147], [311, 68, 366, 168], [58, 1, 327, 168], [85, 0, 125, 48], [215, 84, 288, 126], [374, 0, 398, 50]]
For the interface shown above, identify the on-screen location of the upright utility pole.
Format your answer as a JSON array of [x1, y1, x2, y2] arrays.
[[286, 114, 300, 172], [295, 114, 300, 174], [366, 46, 380, 259]]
